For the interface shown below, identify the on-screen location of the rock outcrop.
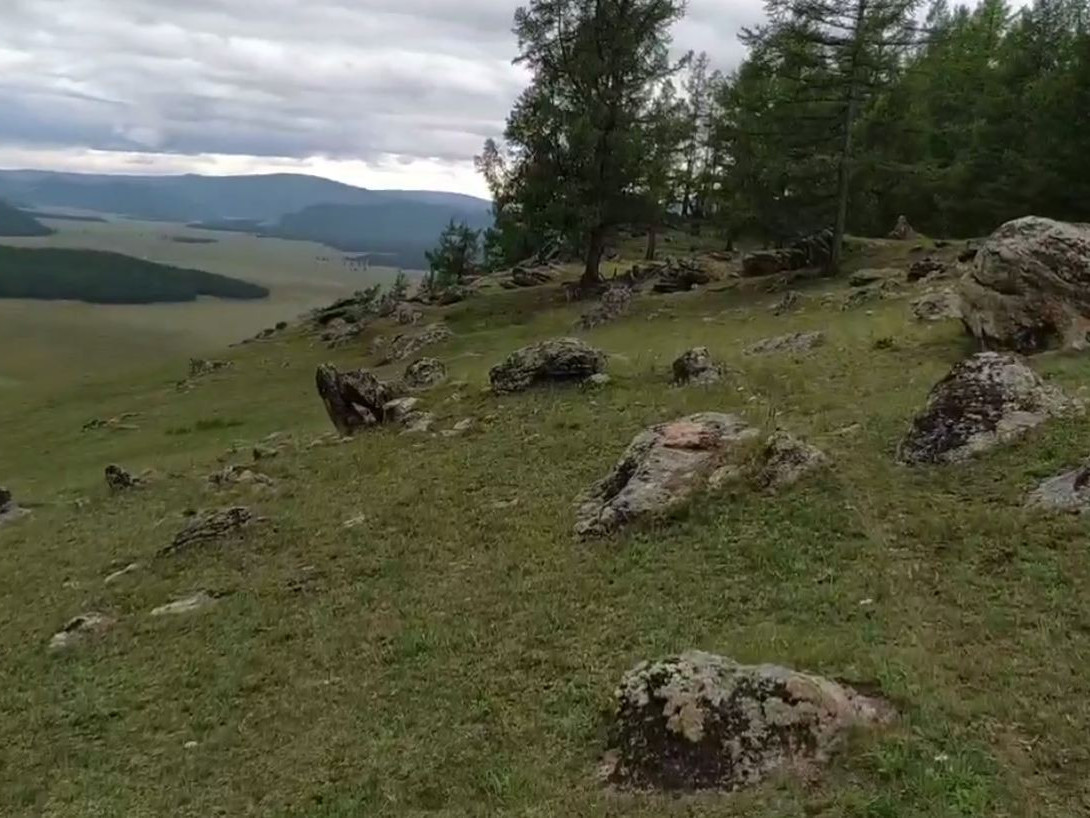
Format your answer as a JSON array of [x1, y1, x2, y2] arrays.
[[48, 613, 115, 652], [579, 286, 633, 329], [912, 289, 962, 322], [603, 651, 892, 791], [771, 291, 802, 315], [490, 338, 607, 394], [672, 348, 725, 386], [898, 352, 1079, 464], [161, 507, 253, 557], [404, 357, 448, 389], [745, 331, 826, 356], [1026, 460, 1090, 514], [316, 364, 398, 436], [382, 323, 453, 363], [959, 216, 1090, 353], [0, 486, 28, 527]]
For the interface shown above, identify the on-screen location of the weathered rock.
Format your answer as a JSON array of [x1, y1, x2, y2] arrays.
[[161, 507, 253, 556], [672, 348, 725, 386], [319, 318, 363, 349], [382, 397, 422, 425], [849, 268, 899, 288], [208, 465, 274, 488], [604, 651, 892, 791], [404, 357, 447, 389], [384, 323, 453, 363], [105, 464, 139, 492], [316, 364, 398, 436], [652, 258, 713, 293], [898, 352, 1079, 464], [754, 431, 828, 489], [888, 215, 918, 240], [151, 591, 218, 616], [189, 358, 232, 378], [771, 290, 802, 315], [0, 486, 29, 527], [959, 216, 1090, 353], [48, 612, 115, 652], [490, 338, 607, 394], [579, 286, 633, 329], [402, 412, 437, 434], [1026, 461, 1090, 514], [907, 257, 947, 282], [912, 289, 962, 322], [745, 331, 826, 356], [393, 302, 423, 326], [510, 266, 554, 287], [574, 413, 760, 537]]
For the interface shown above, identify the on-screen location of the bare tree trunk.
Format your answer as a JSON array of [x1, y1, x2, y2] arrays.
[[582, 226, 606, 288], [645, 224, 658, 261], [830, 0, 868, 276]]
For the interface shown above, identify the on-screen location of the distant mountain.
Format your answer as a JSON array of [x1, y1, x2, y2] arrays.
[[0, 200, 54, 237]]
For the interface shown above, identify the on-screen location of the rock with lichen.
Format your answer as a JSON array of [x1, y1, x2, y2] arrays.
[[490, 338, 607, 394]]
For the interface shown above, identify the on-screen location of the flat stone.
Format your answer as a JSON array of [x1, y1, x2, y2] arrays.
[[151, 591, 218, 616], [745, 331, 826, 356]]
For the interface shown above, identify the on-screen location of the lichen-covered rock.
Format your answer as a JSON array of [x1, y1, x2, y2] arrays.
[[959, 217, 1090, 353], [490, 338, 607, 394], [315, 364, 398, 436], [404, 357, 447, 389], [754, 431, 828, 489], [898, 352, 1079, 464], [384, 323, 453, 363], [604, 651, 892, 791], [672, 348, 724, 386], [745, 331, 825, 356], [0, 486, 29, 527], [48, 612, 115, 652], [161, 507, 253, 556], [105, 464, 139, 492], [912, 289, 962, 322], [575, 414, 760, 537], [1026, 460, 1090, 514], [579, 286, 633, 329]]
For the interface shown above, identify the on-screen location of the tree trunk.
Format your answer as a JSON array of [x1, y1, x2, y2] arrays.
[[829, 0, 868, 276], [582, 226, 606, 288], [645, 224, 658, 261]]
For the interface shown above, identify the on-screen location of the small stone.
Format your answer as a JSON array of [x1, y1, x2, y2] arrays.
[[745, 331, 826, 356], [586, 373, 612, 387], [404, 357, 447, 390], [48, 612, 115, 652], [104, 562, 140, 585], [151, 591, 218, 616], [105, 464, 140, 492], [672, 347, 725, 386], [252, 444, 279, 461], [452, 418, 474, 432], [1026, 460, 1090, 514]]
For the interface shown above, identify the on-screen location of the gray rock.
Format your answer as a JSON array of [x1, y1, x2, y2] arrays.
[[104, 562, 140, 585], [912, 289, 962, 322], [48, 612, 115, 652], [208, 465, 274, 488], [490, 338, 607, 394], [404, 357, 447, 389], [161, 507, 253, 557], [575, 413, 760, 537], [402, 412, 437, 434], [604, 651, 893, 791], [745, 331, 826, 356], [959, 216, 1090, 353], [315, 364, 398, 436], [672, 348, 725, 386], [579, 286, 633, 329], [105, 464, 139, 492], [382, 397, 422, 424], [0, 486, 28, 527], [320, 318, 362, 349], [151, 591, 218, 617], [848, 268, 897, 287], [907, 257, 947, 282], [754, 431, 828, 489], [899, 352, 1080, 464], [510, 266, 554, 287], [384, 323, 453, 363], [1026, 461, 1090, 514]]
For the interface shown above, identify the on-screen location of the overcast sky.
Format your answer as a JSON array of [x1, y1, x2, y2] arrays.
[[0, 0, 996, 197]]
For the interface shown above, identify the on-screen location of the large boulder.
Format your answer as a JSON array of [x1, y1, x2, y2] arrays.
[[603, 651, 892, 791], [898, 352, 1079, 464], [490, 338, 607, 394], [316, 364, 398, 436], [652, 258, 713, 293], [574, 414, 759, 537], [672, 348, 724, 386], [1026, 460, 1090, 514], [959, 216, 1090, 352], [754, 431, 828, 489]]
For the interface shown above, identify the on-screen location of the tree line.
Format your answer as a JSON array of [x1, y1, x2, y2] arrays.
[[429, 0, 1089, 290]]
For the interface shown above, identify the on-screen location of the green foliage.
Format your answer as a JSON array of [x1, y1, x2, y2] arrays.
[[425, 220, 481, 289], [0, 200, 54, 237], [0, 246, 269, 304]]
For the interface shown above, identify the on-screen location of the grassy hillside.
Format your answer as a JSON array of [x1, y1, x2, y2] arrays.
[[0, 246, 269, 304], [0, 200, 54, 237], [1, 237, 1088, 816]]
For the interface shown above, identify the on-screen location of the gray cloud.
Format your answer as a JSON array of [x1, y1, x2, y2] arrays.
[[0, 0, 766, 185]]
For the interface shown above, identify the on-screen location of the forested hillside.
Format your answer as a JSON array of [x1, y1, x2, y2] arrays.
[[0, 246, 268, 304], [0, 200, 53, 237]]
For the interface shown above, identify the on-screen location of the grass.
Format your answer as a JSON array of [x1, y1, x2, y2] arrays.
[[2, 234, 1090, 816]]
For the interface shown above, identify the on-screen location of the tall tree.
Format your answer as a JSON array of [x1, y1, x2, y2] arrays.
[[493, 0, 686, 289]]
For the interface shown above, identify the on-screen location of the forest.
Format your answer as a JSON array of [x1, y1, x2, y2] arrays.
[[472, 0, 1090, 287], [0, 246, 269, 304]]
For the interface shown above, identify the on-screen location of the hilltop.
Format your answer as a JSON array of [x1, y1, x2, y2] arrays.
[[2, 227, 1089, 816]]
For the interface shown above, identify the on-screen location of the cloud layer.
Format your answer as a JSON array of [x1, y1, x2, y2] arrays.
[[0, 0, 765, 192]]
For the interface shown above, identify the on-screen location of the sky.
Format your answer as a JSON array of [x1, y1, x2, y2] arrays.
[[0, 0, 768, 197]]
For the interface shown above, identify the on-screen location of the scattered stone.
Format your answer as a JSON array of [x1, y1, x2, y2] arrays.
[[383, 323, 453, 363], [745, 331, 826, 356], [907, 257, 947, 282], [574, 413, 760, 537], [151, 591, 218, 617], [104, 562, 140, 585], [105, 464, 140, 492], [509, 266, 555, 288], [888, 215, 918, 240], [586, 373, 613, 388], [315, 364, 399, 436], [189, 358, 232, 378], [672, 348, 725, 386], [208, 465, 274, 489], [898, 352, 1080, 464], [771, 290, 802, 315], [1026, 461, 1090, 514], [959, 216, 1090, 353], [402, 412, 437, 434], [161, 507, 253, 557], [252, 444, 279, 461], [490, 338, 608, 394], [753, 431, 828, 489], [48, 613, 115, 652], [579, 286, 634, 329], [0, 486, 29, 527], [912, 289, 962, 322], [849, 268, 898, 288], [393, 302, 423, 326], [404, 357, 447, 389], [83, 412, 140, 432], [603, 651, 893, 791]]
